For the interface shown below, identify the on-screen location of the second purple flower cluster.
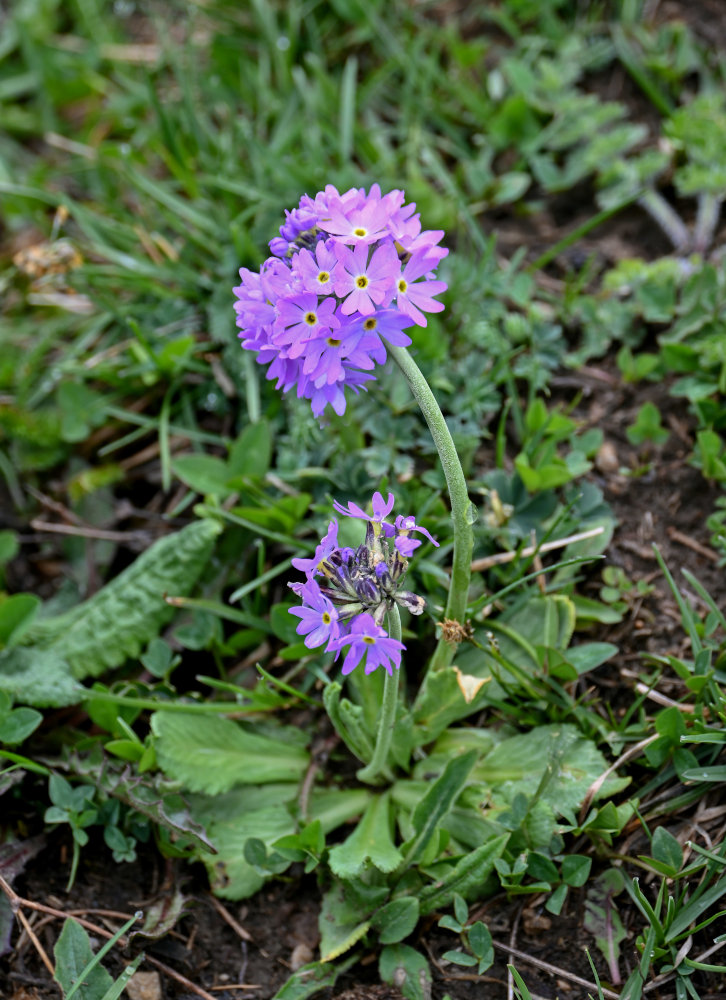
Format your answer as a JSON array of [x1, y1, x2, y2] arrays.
[[234, 184, 447, 417], [288, 492, 438, 676]]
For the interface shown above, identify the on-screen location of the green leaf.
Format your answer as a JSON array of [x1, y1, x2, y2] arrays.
[[626, 402, 669, 447], [561, 854, 592, 887], [372, 897, 420, 945], [228, 420, 272, 479], [566, 642, 618, 674], [583, 868, 626, 982], [650, 826, 683, 874], [323, 683, 374, 763], [402, 750, 478, 867], [680, 765, 726, 782], [419, 835, 508, 914], [0, 647, 82, 707], [379, 944, 432, 1000], [152, 711, 309, 792], [0, 594, 40, 646], [412, 667, 490, 744], [467, 921, 493, 968], [329, 792, 402, 879], [271, 958, 354, 1000], [319, 881, 371, 962], [97, 954, 144, 1000], [545, 883, 568, 916], [0, 706, 42, 745], [476, 724, 628, 816], [172, 454, 232, 496], [664, 875, 726, 942], [194, 791, 299, 899], [22, 519, 222, 678], [53, 918, 114, 1000]]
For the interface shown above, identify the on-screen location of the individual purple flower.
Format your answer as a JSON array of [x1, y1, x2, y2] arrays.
[[348, 309, 414, 348], [289, 578, 340, 650], [308, 368, 375, 418], [291, 518, 339, 575], [384, 514, 441, 557], [393, 250, 448, 326], [319, 198, 391, 245], [274, 294, 339, 356], [333, 491, 395, 525], [331, 613, 405, 676], [333, 242, 399, 316], [302, 327, 378, 386], [295, 241, 338, 295]]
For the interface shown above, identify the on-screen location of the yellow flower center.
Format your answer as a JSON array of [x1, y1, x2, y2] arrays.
[[356, 275, 369, 289], [353, 227, 367, 237], [326, 337, 341, 347], [363, 636, 375, 645], [397, 279, 407, 294], [304, 312, 317, 326], [322, 612, 332, 625], [317, 271, 330, 283], [363, 318, 377, 331]]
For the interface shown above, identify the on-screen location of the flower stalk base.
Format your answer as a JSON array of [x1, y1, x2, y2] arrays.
[[388, 345, 473, 671], [357, 605, 402, 785]]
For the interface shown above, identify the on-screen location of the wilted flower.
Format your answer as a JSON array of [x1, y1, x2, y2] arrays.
[[234, 184, 447, 416], [288, 491, 438, 674]]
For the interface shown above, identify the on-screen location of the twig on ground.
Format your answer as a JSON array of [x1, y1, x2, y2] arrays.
[[492, 940, 620, 1000], [29, 520, 151, 544], [667, 527, 720, 563], [620, 670, 696, 712], [207, 894, 255, 945], [471, 526, 605, 572], [16, 909, 55, 977], [0, 874, 217, 1000], [579, 734, 660, 824]]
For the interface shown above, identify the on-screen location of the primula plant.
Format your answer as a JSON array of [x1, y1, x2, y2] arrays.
[[235, 183, 476, 788], [223, 185, 630, 994]]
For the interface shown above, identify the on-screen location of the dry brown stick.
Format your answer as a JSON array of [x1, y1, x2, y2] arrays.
[[642, 938, 726, 993], [667, 527, 720, 563], [16, 908, 55, 977], [0, 875, 217, 1000], [579, 734, 660, 824], [26, 485, 84, 525], [29, 520, 150, 544], [208, 986, 262, 992], [471, 526, 605, 572], [206, 894, 254, 944], [492, 940, 620, 999]]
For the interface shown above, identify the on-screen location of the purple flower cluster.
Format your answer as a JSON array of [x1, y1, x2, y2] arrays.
[[288, 491, 439, 676], [234, 185, 448, 417]]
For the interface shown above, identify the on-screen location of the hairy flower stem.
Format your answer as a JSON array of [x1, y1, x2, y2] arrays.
[[357, 605, 402, 785], [389, 345, 473, 671]]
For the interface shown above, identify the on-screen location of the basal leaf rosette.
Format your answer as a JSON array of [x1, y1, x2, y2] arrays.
[[234, 185, 447, 416]]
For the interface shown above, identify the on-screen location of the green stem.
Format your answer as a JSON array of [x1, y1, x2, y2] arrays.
[[357, 605, 401, 785], [389, 345, 473, 670]]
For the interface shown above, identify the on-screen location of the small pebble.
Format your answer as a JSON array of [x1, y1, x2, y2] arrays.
[[125, 970, 162, 1000], [290, 942, 314, 970], [596, 440, 620, 474]]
